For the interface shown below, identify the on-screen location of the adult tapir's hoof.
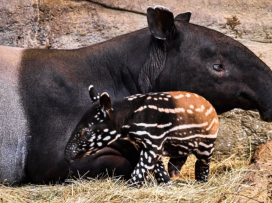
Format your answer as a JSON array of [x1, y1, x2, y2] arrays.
[[169, 170, 180, 179]]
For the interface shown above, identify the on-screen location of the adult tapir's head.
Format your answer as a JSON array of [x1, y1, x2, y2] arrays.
[[64, 86, 118, 162], [140, 6, 272, 121]]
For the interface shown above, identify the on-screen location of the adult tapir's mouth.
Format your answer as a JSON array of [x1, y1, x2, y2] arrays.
[[259, 109, 272, 122], [236, 89, 272, 122]]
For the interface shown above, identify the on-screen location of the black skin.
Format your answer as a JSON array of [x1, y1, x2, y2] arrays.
[[18, 7, 272, 183]]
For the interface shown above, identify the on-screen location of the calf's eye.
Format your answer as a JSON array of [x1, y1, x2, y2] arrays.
[[213, 64, 224, 71]]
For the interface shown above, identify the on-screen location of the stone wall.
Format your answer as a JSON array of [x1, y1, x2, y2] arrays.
[[1, 0, 272, 159]]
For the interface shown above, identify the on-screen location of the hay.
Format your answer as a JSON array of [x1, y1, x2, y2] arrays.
[[0, 155, 264, 203]]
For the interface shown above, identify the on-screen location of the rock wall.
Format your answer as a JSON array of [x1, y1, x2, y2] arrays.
[[1, 0, 272, 159]]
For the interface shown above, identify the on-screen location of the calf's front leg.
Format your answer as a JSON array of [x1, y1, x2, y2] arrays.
[[128, 148, 160, 187], [153, 158, 171, 185]]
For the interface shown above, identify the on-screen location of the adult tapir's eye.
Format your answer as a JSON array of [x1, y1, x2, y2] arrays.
[[213, 64, 224, 71]]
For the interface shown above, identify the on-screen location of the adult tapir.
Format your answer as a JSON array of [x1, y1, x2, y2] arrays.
[[1, 6, 272, 184]]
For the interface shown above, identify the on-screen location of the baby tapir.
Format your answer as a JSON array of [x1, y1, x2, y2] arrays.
[[65, 85, 219, 186]]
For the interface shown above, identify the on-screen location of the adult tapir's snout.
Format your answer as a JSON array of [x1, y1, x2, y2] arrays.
[[261, 111, 272, 122]]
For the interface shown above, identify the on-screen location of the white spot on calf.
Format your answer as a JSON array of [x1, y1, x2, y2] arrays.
[[144, 152, 148, 159], [103, 136, 112, 141], [188, 142, 194, 147], [174, 94, 184, 99], [110, 130, 116, 135], [187, 109, 193, 114], [196, 105, 205, 112]]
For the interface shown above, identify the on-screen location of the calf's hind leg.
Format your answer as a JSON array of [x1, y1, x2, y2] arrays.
[[194, 154, 212, 182]]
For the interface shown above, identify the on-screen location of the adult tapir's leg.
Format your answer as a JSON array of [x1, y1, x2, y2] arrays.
[[0, 46, 29, 184], [168, 157, 188, 178]]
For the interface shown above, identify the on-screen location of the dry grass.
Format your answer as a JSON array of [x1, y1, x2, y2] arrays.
[[0, 155, 262, 203]]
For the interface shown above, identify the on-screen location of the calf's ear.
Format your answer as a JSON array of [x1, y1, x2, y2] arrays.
[[88, 85, 100, 103], [147, 6, 174, 40], [100, 92, 112, 117]]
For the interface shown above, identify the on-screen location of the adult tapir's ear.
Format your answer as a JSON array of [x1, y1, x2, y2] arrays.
[[174, 12, 191, 23], [88, 85, 100, 103], [147, 6, 174, 40], [99, 92, 112, 117]]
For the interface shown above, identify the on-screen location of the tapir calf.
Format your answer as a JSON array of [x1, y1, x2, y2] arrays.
[[65, 86, 219, 186]]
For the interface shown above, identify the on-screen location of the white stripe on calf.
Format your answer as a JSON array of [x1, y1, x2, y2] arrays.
[[144, 164, 155, 170], [144, 138, 153, 145], [148, 105, 158, 110], [205, 107, 214, 116], [134, 105, 148, 112], [134, 105, 187, 114], [107, 134, 121, 145], [129, 122, 209, 140], [194, 149, 211, 156], [149, 150, 156, 158], [134, 122, 172, 128], [206, 118, 219, 131], [171, 143, 189, 150], [170, 133, 217, 141], [199, 142, 214, 148]]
